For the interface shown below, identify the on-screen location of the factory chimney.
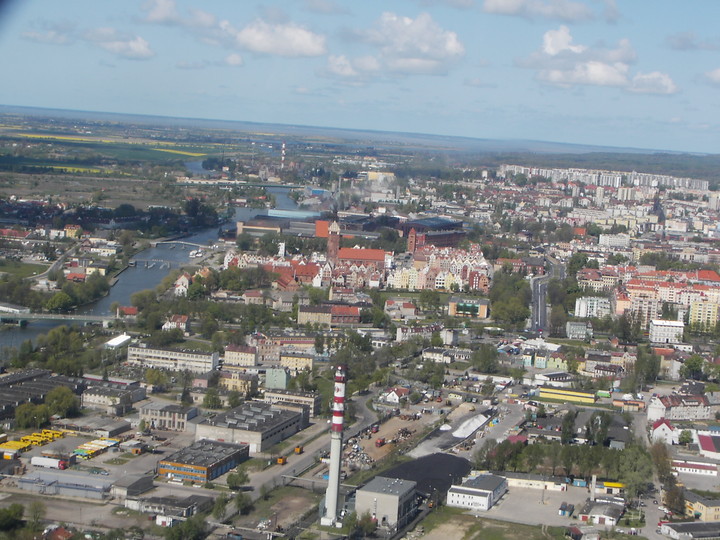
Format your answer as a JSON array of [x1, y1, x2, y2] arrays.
[[321, 365, 347, 526]]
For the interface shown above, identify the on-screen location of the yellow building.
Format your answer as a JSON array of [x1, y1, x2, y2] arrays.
[[280, 352, 314, 372], [219, 372, 258, 396], [689, 300, 720, 332], [685, 491, 720, 521], [538, 386, 596, 404]]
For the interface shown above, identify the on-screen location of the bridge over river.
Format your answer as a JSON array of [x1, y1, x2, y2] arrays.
[[0, 313, 117, 325]]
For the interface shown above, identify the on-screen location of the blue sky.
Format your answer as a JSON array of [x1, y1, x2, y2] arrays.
[[0, 0, 718, 154]]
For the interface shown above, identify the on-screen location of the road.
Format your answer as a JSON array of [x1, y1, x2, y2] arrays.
[[529, 256, 566, 333], [246, 388, 379, 498]]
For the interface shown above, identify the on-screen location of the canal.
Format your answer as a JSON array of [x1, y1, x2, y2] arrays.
[[0, 186, 301, 353]]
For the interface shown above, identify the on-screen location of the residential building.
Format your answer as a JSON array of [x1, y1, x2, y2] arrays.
[[574, 297, 612, 318], [139, 403, 198, 431], [280, 352, 314, 372], [218, 372, 258, 396], [127, 346, 219, 374], [651, 419, 679, 445], [649, 319, 684, 344], [566, 321, 593, 340], [447, 474, 508, 512], [162, 315, 190, 333], [81, 385, 146, 416], [264, 367, 290, 390], [354, 477, 417, 530], [647, 395, 713, 422], [263, 389, 322, 417], [223, 345, 258, 368]]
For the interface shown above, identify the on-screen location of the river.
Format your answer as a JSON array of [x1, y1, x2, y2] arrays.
[[0, 186, 300, 354]]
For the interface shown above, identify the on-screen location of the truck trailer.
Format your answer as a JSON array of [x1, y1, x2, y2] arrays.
[[30, 456, 67, 470]]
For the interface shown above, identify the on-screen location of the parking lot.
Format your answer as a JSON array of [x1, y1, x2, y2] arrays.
[[486, 484, 589, 527]]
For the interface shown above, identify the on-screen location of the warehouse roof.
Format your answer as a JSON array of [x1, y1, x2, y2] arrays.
[[160, 440, 248, 468]]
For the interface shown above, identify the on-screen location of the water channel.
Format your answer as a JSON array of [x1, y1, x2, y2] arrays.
[[0, 186, 300, 353]]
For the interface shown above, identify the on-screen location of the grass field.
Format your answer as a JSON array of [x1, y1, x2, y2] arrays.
[[0, 259, 49, 278], [419, 506, 569, 540]]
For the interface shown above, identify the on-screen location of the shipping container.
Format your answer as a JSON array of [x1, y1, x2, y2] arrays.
[[30, 456, 66, 470]]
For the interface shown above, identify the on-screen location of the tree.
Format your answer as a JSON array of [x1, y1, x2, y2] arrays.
[[618, 445, 653, 498], [227, 468, 249, 490], [357, 511, 377, 537], [649, 442, 673, 483], [15, 402, 50, 429], [227, 390, 242, 409], [680, 355, 706, 380], [27, 500, 46, 532], [45, 385, 79, 417], [138, 419, 147, 433], [212, 493, 228, 520], [164, 514, 206, 540], [145, 368, 169, 388], [679, 430, 693, 445], [0, 503, 23, 531], [235, 492, 253, 515], [45, 291, 74, 312], [203, 388, 222, 410]]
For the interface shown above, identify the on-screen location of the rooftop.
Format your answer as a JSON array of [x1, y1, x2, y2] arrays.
[[360, 476, 416, 497], [160, 440, 248, 468]]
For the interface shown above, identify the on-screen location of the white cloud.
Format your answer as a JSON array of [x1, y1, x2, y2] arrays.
[[225, 53, 243, 66], [483, 0, 595, 22], [628, 72, 678, 94], [522, 27, 677, 94], [542, 25, 585, 55], [360, 12, 464, 75], [22, 29, 72, 45], [704, 68, 720, 86], [324, 12, 464, 81], [541, 61, 628, 87], [142, 0, 181, 25], [234, 20, 326, 57], [327, 55, 358, 77], [84, 28, 155, 60]]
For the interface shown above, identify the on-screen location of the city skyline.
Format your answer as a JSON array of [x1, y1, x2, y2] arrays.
[[0, 0, 718, 154]]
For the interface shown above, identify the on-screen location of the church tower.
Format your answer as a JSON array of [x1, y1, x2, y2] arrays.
[[407, 227, 417, 253], [328, 221, 340, 264]]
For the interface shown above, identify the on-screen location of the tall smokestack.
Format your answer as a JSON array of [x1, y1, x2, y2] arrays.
[[321, 365, 346, 526]]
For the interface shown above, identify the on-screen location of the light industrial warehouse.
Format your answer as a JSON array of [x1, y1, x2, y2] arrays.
[[194, 402, 304, 453], [157, 440, 249, 483]]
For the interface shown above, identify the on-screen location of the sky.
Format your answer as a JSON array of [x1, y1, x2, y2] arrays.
[[0, 0, 718, 154]]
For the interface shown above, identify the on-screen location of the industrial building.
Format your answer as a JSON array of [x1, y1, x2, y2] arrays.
[[355, 477, 417, 530], [447, 474, 508, 511], [194, 402, 305, 453], [157, 440, 249, 483], [18, 471, 111, 500], [111, 475, 155, 503]]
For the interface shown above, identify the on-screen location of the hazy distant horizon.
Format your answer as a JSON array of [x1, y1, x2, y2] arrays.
[[0, 103, 702, 158]]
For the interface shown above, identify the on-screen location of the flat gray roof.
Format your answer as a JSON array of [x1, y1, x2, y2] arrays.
[[360, 476, 416, 497]]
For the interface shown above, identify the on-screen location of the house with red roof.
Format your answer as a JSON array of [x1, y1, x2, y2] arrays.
[[651, 419, 679, 445], [162, 314, 190, 333], [647, 394, 713, 422], [383, 387, 411, 404]]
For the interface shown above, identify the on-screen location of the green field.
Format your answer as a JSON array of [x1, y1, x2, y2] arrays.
[[0, 259, 49, 278]]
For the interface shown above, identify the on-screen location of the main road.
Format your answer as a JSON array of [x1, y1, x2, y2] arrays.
[[529, 256, 566, 333]]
